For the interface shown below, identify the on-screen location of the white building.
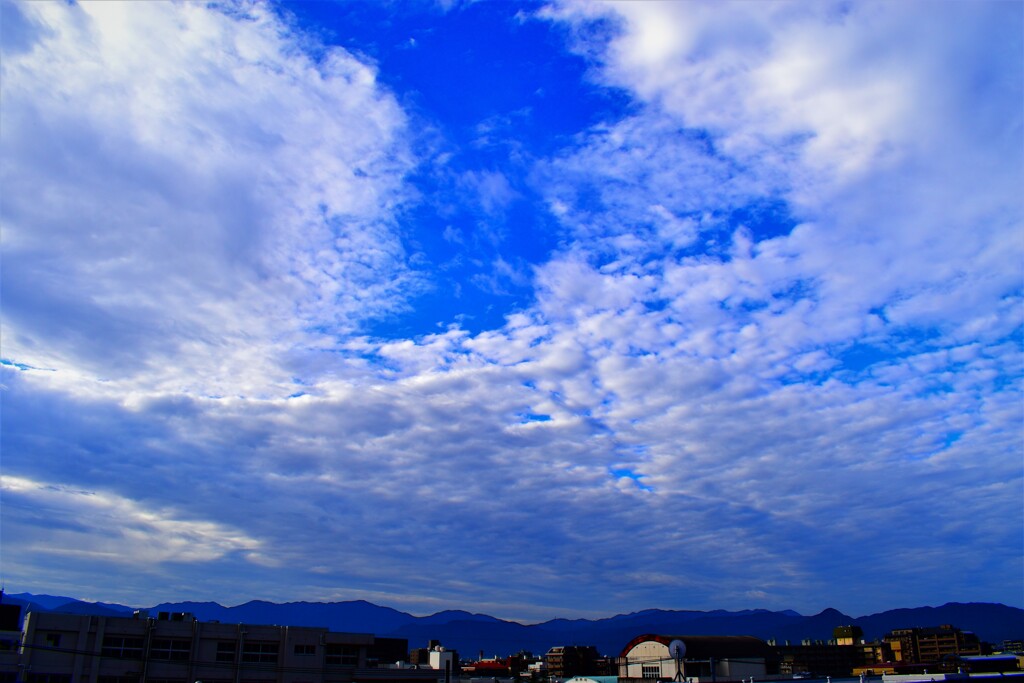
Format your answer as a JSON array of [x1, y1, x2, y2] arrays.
[[618, 635, 771, 683], [427, 648, 455, 683]]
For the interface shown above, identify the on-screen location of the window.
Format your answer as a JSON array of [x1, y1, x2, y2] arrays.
[[294, 644, 316, 656], [242, 641, 279, 664], [27, 675, 72, 683], [44, 633, 61, 648], [151, 638, 191, 661], [325, 644, 358, 666], [216, 641, 236, 663], [102, 636, 145, 659], [642, 664, 662, 679], [99, 677, 138, 683]]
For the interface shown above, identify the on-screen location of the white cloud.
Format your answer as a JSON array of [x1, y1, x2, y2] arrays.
[[1, 0, 417, 398], [539, 0, 1022, 361], [465, 169, 518, 215], [1, 474, 261, 564], [1, 0, 1020, 618], [507, 0, 1023, 609]]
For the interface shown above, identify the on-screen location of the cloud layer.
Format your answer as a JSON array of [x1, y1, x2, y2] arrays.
[[2, 0, 415, 396], [1, 0, 1020, 622]]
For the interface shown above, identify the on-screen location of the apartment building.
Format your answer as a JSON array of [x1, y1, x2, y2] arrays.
[[14, 610, 442, 683], [543, 647, 611, 679], [884, 625, 982, 664]]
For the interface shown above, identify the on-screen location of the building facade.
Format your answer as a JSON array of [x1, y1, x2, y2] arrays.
[[543, 647, 610, 679], [618, 635, 770, 683], [883, 626, 983, 665], [13, 611, 443, 683], [0, 605, 22, 683]]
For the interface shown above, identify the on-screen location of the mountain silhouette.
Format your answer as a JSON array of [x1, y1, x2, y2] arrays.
[[6, 593, 1021, 657]]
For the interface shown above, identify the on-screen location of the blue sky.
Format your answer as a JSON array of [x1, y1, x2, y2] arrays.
[[1, 0, 1021, 623]]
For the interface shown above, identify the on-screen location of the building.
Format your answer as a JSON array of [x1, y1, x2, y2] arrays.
[[883, 626, 982, 665], [564, 677, 618, 683], [460, 659, 510, 677], [771, 628, 889, 677], [407, 642, 457, 680], [833, 626, 864, 647], [0, 603, 22, 683], [1000, 641, 1024, 654], [618, 635, 771, 683], [773, 642, 880, 677], [505, 652, 536, 678], [544, 647, 610, 679], [366, 639, 409, 669], [958, 655, 1023, 673], [408, 643, 437, 668], [14, 610, 446, 683]]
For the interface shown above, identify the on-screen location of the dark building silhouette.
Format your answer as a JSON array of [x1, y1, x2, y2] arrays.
[[11, 610, 446, 683], [545, 646, 610, 678]]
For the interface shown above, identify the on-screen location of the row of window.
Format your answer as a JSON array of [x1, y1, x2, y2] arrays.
[[26, 675, 72, 683], [242, 641, 278, 664], [642, 664, 663, 679], [151, 639, 192, 661], [324, 645, 358, 666], [32, 678, 328, 683], [40, 634, 361, 665], [216, 642, 358, 665], [101, 637, 144, 660]]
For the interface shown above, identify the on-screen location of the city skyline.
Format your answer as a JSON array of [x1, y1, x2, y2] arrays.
[[7, 591, 1022, 647], [1, 1, 1021, 622]]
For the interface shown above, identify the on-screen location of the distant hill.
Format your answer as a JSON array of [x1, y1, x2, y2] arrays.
[[6, 593, 1022, 657], [148, 599, 416, 634], [414, 610, 505, 626], [4, 593, 135, 619], [6, 593, 84, 610], [851, 603, 1024, 643]]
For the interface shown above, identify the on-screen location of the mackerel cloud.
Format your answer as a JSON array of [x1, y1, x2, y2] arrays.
[[1, 0, 1020, 619]]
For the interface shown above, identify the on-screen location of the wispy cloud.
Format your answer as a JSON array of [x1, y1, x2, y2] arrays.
[[1, 474, 261, 564]]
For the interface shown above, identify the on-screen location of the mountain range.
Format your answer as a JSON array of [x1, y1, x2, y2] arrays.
[[5, 593, 1021, 657]]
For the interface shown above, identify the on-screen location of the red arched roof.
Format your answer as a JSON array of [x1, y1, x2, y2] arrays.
[[619, 634, 771, 660]]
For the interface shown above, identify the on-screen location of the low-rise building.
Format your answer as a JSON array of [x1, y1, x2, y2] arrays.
[[0, 603, 22, 683], [618, 635, 770, 683], [13, 610, 445, 683], [407, 641, 458, 680]]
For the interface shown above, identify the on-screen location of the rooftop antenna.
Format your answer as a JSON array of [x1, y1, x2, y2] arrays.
[[669, 640, 686, 683]]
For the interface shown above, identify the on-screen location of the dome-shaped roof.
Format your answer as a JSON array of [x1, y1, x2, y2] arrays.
[[620, 634, 771, 660]]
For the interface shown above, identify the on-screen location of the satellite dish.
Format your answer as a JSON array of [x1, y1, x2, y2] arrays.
[[669, 640, 686, 659]]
